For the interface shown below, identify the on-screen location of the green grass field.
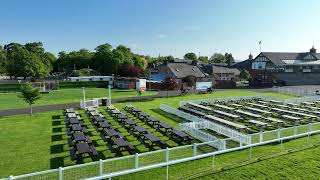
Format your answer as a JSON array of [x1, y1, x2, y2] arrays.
[[116, 134, 320, 179], [0, 89, 296, 178], [0, 88, 156, 110]]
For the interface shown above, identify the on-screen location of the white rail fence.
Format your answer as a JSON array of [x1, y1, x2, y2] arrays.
[[160, 104, 249, 143], [2, 121, 320, 180], [272, 86, 320, 97], [179, 123, 225, 150]]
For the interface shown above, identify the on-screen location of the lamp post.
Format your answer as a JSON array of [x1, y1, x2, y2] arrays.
[[108, 84, 112, 105], [82, 87, 86, 102]]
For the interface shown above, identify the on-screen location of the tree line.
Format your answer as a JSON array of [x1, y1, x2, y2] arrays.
[[183, 52, 235, 65], [0, 41, 237, 79]]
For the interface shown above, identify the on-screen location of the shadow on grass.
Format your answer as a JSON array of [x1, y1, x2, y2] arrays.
[[151, 109, 184, 124], [50, 144, 65, 154], [52, 121, 61, 126], [52, 127, 62, 133], [51, 134, 63, 141], [50, 157, 65, 168], [52, 115, 61, 120]]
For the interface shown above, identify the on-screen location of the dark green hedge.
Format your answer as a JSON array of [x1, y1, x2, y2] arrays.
[[0, 81, 110, 92], [0, 84, 22, 92], [58, 81, 109, 89]]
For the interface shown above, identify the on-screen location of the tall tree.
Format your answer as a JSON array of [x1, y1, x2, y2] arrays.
[[184, 52, 197, 60], [5, 42, 55, 78], [59, 49, 94, 71], [198, 56, 208, 63], [93, 43, 114, 75], [225, 53, 235, 67], [209, 53, 225, 63], [18, 82, 41, 115], [0, 45, 6, 74]]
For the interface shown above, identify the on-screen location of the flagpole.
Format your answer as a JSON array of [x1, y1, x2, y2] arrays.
[[259, 40, 262, 53]]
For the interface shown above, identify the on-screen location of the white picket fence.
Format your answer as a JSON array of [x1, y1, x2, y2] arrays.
[[160, 104, 249, 143]]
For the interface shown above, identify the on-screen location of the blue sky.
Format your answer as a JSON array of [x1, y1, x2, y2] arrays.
[[1, 0, 320, 60]]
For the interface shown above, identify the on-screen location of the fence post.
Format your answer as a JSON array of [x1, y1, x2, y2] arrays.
[[59, 167, 63, 180], [166, 147, 169, 180], [294, 125, 297, 136], [193, 143, 197, 157], [212, 155, 215, 171], [135, 153, 139, 169], [259, 131, 263, 143], [277, 128, 281, 139], [308, 123, 312, 143], [239, 137, 243, 147], [99, 159, 103, 176], [249, 147, 252, 159]]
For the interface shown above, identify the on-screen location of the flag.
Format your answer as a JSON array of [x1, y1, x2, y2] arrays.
[[259, 40, 262, 45]]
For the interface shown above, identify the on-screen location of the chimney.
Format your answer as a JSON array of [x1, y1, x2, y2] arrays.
[[310, 46, 316, 53], [249, 53, 253, 60]]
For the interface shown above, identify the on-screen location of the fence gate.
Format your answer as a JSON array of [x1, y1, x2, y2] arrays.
[[80, 99, 100, 109]]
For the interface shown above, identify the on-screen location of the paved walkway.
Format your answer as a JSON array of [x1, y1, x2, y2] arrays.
[[0, 91, 182, 117]]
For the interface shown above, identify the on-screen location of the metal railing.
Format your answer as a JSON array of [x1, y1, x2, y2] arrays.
[[272, 86, 320, 97], [160, 104, 249, 143]]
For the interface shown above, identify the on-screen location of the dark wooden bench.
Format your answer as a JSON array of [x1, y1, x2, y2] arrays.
[[66, 128, 71, 136], [69, 148, 77, 160], [90, 145, 98, 156], [94, 125, 100, 132], [67, 137, 73, 147], [100, 133, 107, 142], [126, 144, 135, 151]]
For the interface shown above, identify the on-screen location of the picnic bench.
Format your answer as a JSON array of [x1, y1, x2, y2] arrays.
[[103, 129, 122, 139], [187, 102, 212, 112], [156, 122, 173, 133], [142, 133, 165, 147], [205, 115, 247, 130], [246, 102, 268, 109], [111, 137, 134, 152], [179, 106, 207, 117], [213, 110, 240, 119], [170, 129, 193, 143], [302, 102, 315, 106], [282, 115, 301, 122], [245, 107, 272, 115], [247, 120, 268, 127], [132, 125, 149, 137], [272, 108, 317, 118], [76, 142, 98, 157], [212, 104, 235, 111], [230, 103, 242, 108], [235, 110, 261, 118], [264, 117, 284, 124], [287, 103, 300, 107]]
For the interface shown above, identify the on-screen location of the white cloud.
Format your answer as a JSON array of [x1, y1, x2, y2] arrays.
[[155, 34, 168, 39]]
